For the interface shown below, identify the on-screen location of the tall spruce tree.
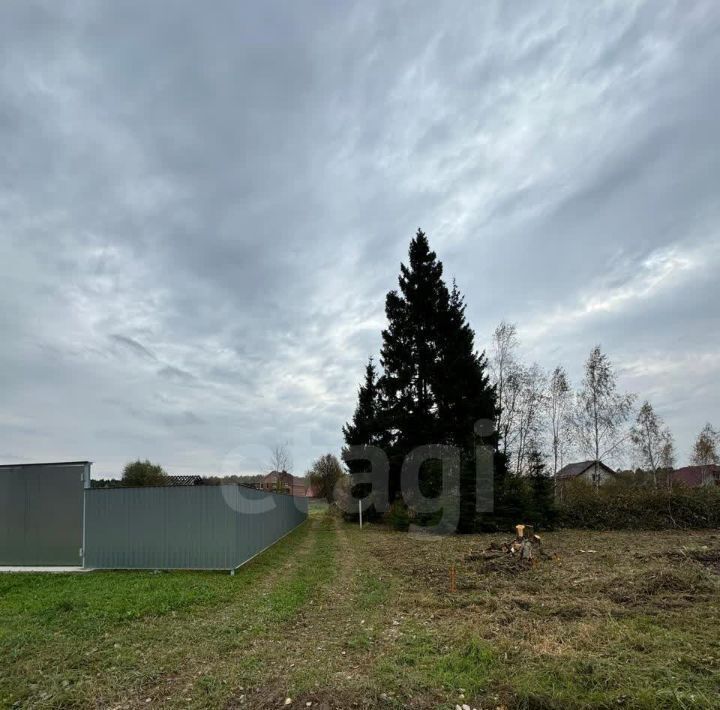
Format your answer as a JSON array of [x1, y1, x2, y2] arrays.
[[344, 230, 502, 531], [342, 357, 384, 517], [380, 231, 447, 457], [526, 448, 557, 529], [342, 357, 383, 459]]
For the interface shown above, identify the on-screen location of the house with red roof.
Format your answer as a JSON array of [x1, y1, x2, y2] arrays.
[[670, 465, 720, 488], [258, 470, 318, 497]]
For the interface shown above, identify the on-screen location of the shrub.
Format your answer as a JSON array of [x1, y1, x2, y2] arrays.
[[557, 484, 720, 530], [387, 498, 410, 531], [121, 459, 169, 487], [335, 476, 384, 523], [475, 472, 558, 532], [307, 453, 344, 503]]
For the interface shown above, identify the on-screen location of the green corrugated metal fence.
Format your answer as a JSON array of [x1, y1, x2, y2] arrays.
[[84, 484, 308, 570], [0, 462, 89, 566]]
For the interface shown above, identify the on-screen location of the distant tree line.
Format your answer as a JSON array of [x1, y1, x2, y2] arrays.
[[488, 321, 717, 487], [200, 474, 265, 487], [92, 460, 271, 489]]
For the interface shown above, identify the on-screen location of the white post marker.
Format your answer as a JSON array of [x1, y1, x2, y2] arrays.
[[358, 498, 363, 529]]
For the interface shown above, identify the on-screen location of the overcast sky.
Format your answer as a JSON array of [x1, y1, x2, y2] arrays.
[[1, 1, 718, 477]]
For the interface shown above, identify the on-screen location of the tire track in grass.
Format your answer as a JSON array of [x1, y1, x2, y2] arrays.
[[111, 514, 339, 709], [271, 521, 490, 709], [216, 520, 501, 709], [231, 518, 408, 709]]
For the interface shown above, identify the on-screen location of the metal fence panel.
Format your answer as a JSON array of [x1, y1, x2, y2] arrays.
[[235, 486, 308, 564], [0, 462, 87, 565], [84, 485, 308, 570]]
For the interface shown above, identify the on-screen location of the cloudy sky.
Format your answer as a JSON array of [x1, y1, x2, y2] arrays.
[[1, 1, 718, 477]]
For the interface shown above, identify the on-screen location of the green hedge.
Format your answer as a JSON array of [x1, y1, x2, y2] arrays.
[[557, 484, 720, 530]]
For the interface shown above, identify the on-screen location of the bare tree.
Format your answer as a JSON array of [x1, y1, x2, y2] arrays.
[[547, 365, 571, 475], [572, 345, 635, 489], [691, 423, 719, 485], [489, 321, 519, 455], [499, 364, 523, 459], [630, 401, 673, 488], [489, 323, 547, 473], [512, 363, 547, 475], [659, 433, 676, 489], [268, 442, 293, 474], [659, 435, 675, 470]]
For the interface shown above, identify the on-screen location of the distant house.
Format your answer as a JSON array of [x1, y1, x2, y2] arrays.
[[258, 470, 317, 497], [259, 470, 293, 494], [670, 465, 720, 488], [555, 460, 616, 498], [556, 460, 616, 484]]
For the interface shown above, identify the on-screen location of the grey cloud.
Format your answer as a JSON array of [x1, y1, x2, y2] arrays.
[[1, 0, 719, 473], [157, 365, 196, 383], [109, 334, 158, 361], [159, 411, 203, 428]]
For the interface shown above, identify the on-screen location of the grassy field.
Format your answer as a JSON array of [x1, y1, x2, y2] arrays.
[[1, 511, 719, 709]]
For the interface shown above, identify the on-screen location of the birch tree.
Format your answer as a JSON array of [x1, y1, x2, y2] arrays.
[[691, 423, 719, 485], [500, 365, 523, 458], [659, 434, 676, 488], [489, 323, 548, 473], [659, 436, 676, 471], [630, 401, 673, 488], [512, 363, 547, 475], [572, 346, 635, 488], [490, 321, 519, 456], [547, 365, 571, 475]]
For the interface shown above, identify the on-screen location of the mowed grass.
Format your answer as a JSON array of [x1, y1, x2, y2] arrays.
[[0, 516, 337, 708], [1, 511, 719, 709]]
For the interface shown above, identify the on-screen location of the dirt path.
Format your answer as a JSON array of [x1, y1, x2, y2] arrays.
[[230, 518, 399, 708], [229, 517, 460, 709]]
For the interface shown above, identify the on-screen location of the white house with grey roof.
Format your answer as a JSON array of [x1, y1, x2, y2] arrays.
[[555, 460, 616, 498]]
